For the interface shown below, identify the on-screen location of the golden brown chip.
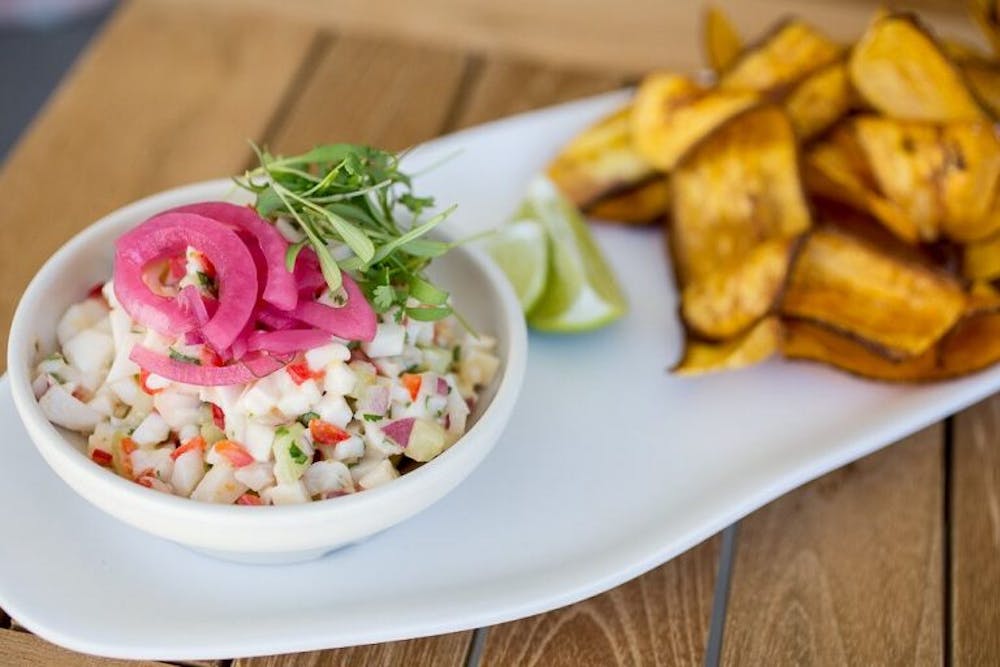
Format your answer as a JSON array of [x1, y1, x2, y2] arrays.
[[782, 318, 936, 380], [681, 237, 799, 339], [783, 310, 1000, 381], [547, 106, 654, 208], [853, 116, 1000, 242], [965, 61, 1000, 118], [719, 20, 841, 93], [805, 128, 920, 243], [673, 317, 781, 376], [584, 177, 671, 224], [704, 6, 743, 73], [670, 105, 811, 286], [969, 0, 1000, 57], [781, 228, 966, 358], [631, 72, 758, 171], [966, 281, 1000, 315], [848, 13, 987, 122], [964, 232, 1000, 281], [783, 61, 853, 140]]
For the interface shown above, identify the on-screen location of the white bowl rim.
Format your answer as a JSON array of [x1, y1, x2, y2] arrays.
[[7, 178, 527, 529]]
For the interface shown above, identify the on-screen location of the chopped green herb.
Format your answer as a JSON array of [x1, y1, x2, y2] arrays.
[[236, 143, 458, 319], [288, 443, 309, 465], [298, 411, 320, 427], [49, 372, 65, 384], [196, 271, 216, 290], [452, 345, 462, 363], [169, 348, 201, 365], [362, 413, 382, 422], [44, 352, 65, 362]]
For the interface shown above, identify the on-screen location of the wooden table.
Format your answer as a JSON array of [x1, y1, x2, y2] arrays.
[[0, 1, 997, 664]]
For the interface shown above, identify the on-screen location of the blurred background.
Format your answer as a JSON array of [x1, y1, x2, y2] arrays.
[[0, 0, 984, 159]]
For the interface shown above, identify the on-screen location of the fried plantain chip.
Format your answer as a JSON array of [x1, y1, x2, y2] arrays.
[[704, 6, 743, 73], [969, 0, 1000, 57], [964, 232, 1000, 281], [718, 19, 841, 93], [681, 237, 799, 339], [783, 61, 853, 140], [966, 281, 1000, 315], [673, 317, 781, 375], [849, 13, 988, 122], [547, 106, 655, 208], [781, 228, 966, 358], [585, 176, 671, 224], [805, 130, 921, 244], [853, 116, 1000, 242], [631, 72, 759, 171], [964, 61, 1000, 117], [783, 310, 1000, 381], [670, 105, 811, 286]]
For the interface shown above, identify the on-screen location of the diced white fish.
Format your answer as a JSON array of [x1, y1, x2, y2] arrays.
[[153, 391, 201, 431], [356, 459, 399, 490], [56, 299, 108, 347], [303, 460, 353, 497], [131, 412, 170, 447], [362, 322, 405, 358], [234, 462, 275, 492], [39, 383, 102, 431], [262, 481, 311, 505], [170, 448, 206, 497], [191, 464, 247, 504]]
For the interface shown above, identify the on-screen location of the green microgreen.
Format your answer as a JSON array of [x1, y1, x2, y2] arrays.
[[235, 142, 458, 321]]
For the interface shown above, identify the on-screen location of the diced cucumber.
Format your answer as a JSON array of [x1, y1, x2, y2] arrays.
[[273, 423, 310, 484], [404, 418, 447, 462]]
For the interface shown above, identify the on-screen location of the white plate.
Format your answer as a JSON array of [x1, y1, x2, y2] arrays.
[[2, 91, 999, 660]]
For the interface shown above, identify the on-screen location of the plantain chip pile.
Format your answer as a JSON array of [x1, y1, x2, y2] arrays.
[[545, 5, 1000, 381]]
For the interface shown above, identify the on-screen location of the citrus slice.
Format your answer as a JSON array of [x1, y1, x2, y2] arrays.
[[519, 177, 628, 332], [487, 218, 548, 312]]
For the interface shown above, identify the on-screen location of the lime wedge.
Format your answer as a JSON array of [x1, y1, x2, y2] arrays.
[[520, 177, 628, 332], [487, 218, 548, 312]]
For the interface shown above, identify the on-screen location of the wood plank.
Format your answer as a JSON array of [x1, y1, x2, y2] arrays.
[[454, 56, 623, 129], [480, 537, 720, 667], [721, 427, 944, 665], [268, 35, 468, 154], [951, 395, 1000, 666], [171, 0, 981, 75], [233, 632, 472, 667], [0, 628, 167, 667], [0, 0, 319, 369]]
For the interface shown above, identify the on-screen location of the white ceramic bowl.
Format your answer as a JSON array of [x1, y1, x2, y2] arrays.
[[7, 179, 526, 564]]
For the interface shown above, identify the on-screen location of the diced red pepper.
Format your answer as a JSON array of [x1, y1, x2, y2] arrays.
[[87, 283, 105, 300], [286, 360, 324, 385], [91, 449, 113, 466], [210, 403, 225, 430], [120, 437, 137, 455], [236, 493, 263, 506], [138, 368, 163, 395], [200, 347, 224, 368], [214, 440, 254, 468], [309, 419, 351, 445], [167, 255, 187, 283], [401, 373, 422, 401], [171, 435, 205, 461]]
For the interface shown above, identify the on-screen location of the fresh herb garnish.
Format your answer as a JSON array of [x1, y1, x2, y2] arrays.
[[362, 413, 382, 422], [236, 143, 458, 321], [297, 411, 320, 427], [288, 443, 308, 465], [168, 348, 201, 365]]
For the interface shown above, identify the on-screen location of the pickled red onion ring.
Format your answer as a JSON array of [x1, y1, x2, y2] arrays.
[[171, 202, 298, 311], [290, 274, 376, 342], [114, 212, 257, 351], [129, 345, 285, 386], [246, 329, 333, 354]]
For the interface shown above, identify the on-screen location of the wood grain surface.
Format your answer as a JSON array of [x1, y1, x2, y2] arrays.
[[721, 427, 944, 665], [0, 628, 164, 667], [233, 632, 473, 667], [267, 34, 469, 154], [480, 537, 721, 667], [0, 0, 319, 370], [951, 396, 1000, 666], [171, 0, 979, 75]]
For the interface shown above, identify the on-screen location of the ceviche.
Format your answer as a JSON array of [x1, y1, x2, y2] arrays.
[[32, 145, 500, 505]]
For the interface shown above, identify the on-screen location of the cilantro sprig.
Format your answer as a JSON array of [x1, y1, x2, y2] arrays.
[[236, 143, 458, 321]]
